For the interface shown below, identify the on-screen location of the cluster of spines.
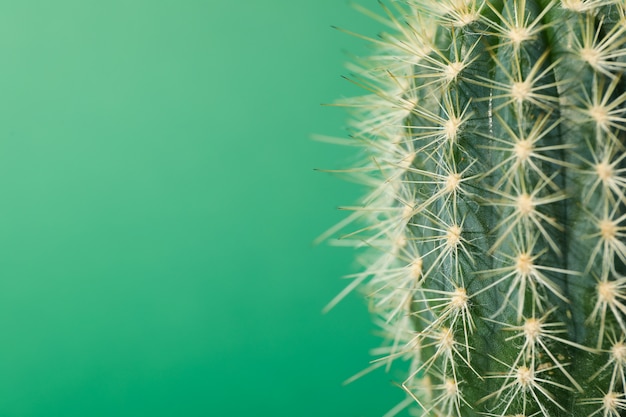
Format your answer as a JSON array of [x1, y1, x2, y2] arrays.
[[325, 0, 626, 416]]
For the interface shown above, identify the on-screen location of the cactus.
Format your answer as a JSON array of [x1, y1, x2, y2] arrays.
[[323, 0, 626, 416]]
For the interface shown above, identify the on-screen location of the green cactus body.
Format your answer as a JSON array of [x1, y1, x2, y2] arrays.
[[326, 0, 626, 415]]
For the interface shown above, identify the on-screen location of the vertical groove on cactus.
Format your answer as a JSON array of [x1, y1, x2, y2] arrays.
[[323, 0, 626, 415]]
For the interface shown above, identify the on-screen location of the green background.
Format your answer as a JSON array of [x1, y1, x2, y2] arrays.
[[0, 1, 409, 416]]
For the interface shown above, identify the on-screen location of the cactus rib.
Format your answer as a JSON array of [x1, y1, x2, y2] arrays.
[[325, 0, 626, 415]]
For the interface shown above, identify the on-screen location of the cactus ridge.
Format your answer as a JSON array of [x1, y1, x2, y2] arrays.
[[325, 0, 626, 415]]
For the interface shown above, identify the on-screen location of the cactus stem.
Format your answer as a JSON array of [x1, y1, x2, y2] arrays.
[[412, 286, 475, 356], [579, 75, 626, 134], [486, 356, 574, 415], [593, 213, 626, 268], [485, 0, 556, 49], [589, 275, 626, 345], [412, 376, 469, 417], [487, 179, 566, 254], [325, 1, 626, 414], [577, 390, 626, 416], [478, 113, 573, 190], [581, 143, 626, 206], [588, 335, 626, 394], [574, 13, 626, 76], [477, 242, 575, 320]]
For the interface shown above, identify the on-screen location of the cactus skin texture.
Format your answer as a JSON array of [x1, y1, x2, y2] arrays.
[[325, 0, 626, 416]]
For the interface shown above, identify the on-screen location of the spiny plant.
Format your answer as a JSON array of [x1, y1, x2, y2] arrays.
[[321, 0, 626, 416]]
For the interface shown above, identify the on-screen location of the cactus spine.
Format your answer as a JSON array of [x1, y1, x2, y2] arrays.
[[325, 0, 626, 415]]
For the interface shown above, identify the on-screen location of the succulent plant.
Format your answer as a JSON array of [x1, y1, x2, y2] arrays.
[[323, 0, 626, 415]]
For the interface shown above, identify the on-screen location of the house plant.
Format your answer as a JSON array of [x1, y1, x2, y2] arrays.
[[325, 0, 626, 415]]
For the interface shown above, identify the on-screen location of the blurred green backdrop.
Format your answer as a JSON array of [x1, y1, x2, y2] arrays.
[[0, 1, 409, 416]]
